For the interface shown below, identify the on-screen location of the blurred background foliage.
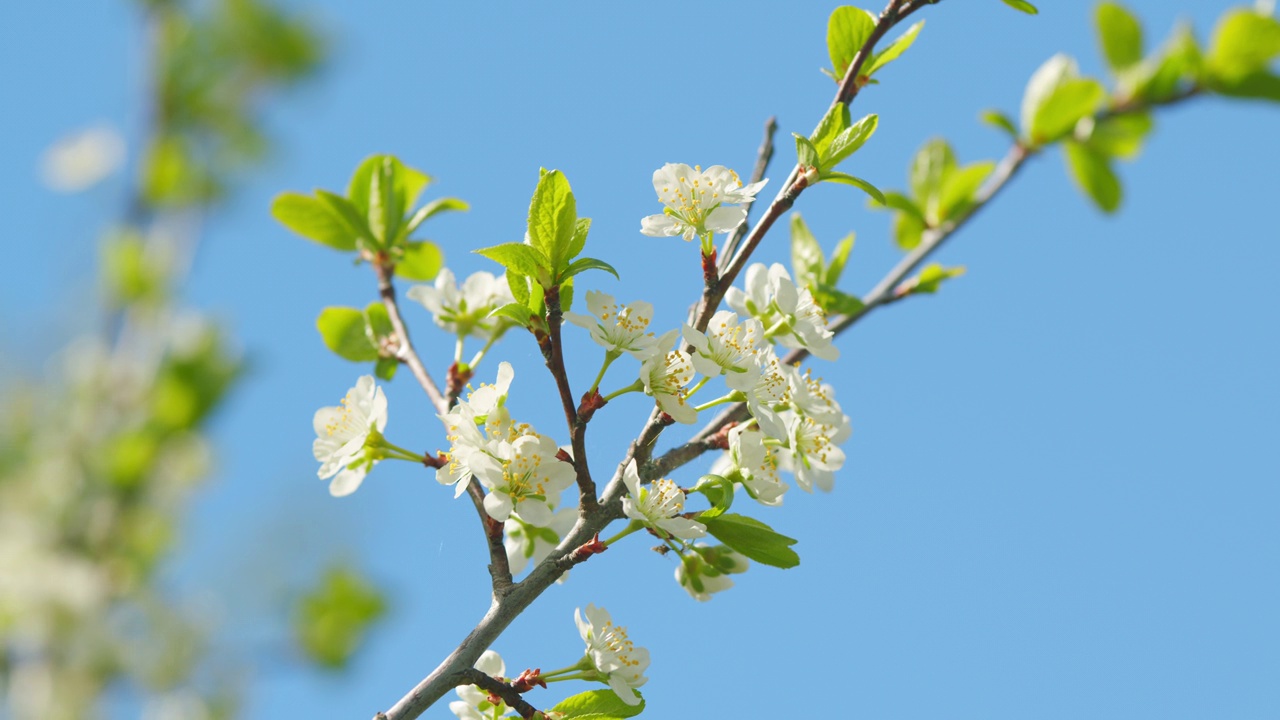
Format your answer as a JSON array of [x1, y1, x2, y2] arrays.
[[0, 1, 384, 718]]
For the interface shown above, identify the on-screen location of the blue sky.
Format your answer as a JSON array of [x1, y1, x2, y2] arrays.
[[3, 1, 1279, 718]]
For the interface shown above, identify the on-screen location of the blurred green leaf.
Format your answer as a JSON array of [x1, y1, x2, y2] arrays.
[[294, 566, 387, 670], [1207, 9, 1280, 79], [271, 192, 357, 251], [824, 233, 856, 286], [821, 172, 885, 203], [894, 211, 926, 251], [1001, 0, 1039, 14], [980, 109, 1021, 139], [1064, 140, 1122, 212], [909, 138, 956, 208], [315, 190, 375, 248], [316, 307, 378, 362], [1021, 55, 1106, 145], [790, 213, 825, 288], [1096, 2, 1144, 73], [865, 20, 924, 76], [394, 241, 444, 281], [827, 6, 877, 80], [937, 161, 994, 222], [1084, 113, 1153, 159], [905, 263, 966, 295], [402, 197, 469, 239]]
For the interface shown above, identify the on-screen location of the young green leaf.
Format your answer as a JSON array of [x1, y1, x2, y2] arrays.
[[692, 474, 735, 521], [1206, 9, 1280, 79], [1021, 55, 1106, 146], [1083, 113, 1153, 159], [561, 256, 619, 282], [809, 104, 851, 159], [527, 169, 577, 273], [821, 172, 886, 204], [550, 690, 645, 719], [1000, 0, 1039, 15], [315, 190, 375, 248], [393, 241, 443, 281], [402, 197, 469, 239], [812, 284, 865, 317], [506, 270, 531, 308], [702, 513, 800, 569], [1130, 23, 1203, 103], [474, 242, 549, 280], [827, 6, 878, 81], [823, 113, 878, 168], [904, 263, 966, 295], [864, 20, 924, 77], [980, 109, 1021, 140], [374, 357, 398, 381], [568, 217, 592, 261], [824, 233, 856, 286], [794, 134, 821, 170], [271, 192, 357, 251], [894, 211, 926, 251], [936, 161, 995, 222], [367, 157, 401, 246], [490, 302, 534, 330], [1096, 2, 1144, 73], [347, 154, 431, 219], [790, 213, 825, 288], [908, 138, 956, 208], [363, 302, 393, 342], [316, 307, 378, 362], [1064, 140, 1122, 213]]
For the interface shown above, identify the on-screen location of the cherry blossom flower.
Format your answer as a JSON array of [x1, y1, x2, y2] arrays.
[[675, 545, 749, 602], [621, 460, 706, 540], [505, 506, 576, 576], [477, 434, 575, 525], [714, 425, 788, 507], [407, 268, 515, 339], [564, 291, 661, 359], [449, 650, 509, 720], [777, 411, 851, 493], [639, 331, 697, 424], [681, 310, 765, 378], [640, 163, 767, 242], [575, 604, 649, 706], [725, 346, 790, 441], [312, 375, 387, 497], [726, 263, 838, 361]]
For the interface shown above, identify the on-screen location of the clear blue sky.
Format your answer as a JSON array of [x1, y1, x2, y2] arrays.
[[3, 1, 1279, 718]]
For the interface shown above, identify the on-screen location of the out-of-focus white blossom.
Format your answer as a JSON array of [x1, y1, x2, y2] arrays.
[[312, 375, 387, 497]]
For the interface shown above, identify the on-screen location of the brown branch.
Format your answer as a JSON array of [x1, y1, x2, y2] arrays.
[[718, 116, 779, 271], [455, 669, 540, 720], [544, 286, 598, 514]]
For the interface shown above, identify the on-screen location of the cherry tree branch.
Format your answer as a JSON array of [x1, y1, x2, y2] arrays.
[[543, 287, 599, 513], [719, 116, 779, 271], [455, 669, 541, 719]]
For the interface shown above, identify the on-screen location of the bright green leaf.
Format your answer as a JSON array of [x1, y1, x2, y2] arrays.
[[869, 191, 925, 222], [293, 565, 387, 670], [490, 302, 534, 329], [809, 104, 851, 159], [865, 20, 924, 76], [402, 197, 469, 239], [475, 242, 549, 279], [347, 154, 431, 218], [527, 169, 577, 273], [790, 213, 825, 288], [550, 690, 645, 719], [1000, 0, 1039, 14], [374, 357, 398, 381], [980, 109, 1021, 140], [1131, 23, 1203, 102], [821, 172, 885, 204], [1026, 61, 1107, 145], [367, 157, 400, 246], [907, 263, 967, 294], [1084, 113, 1153, 159], [894, 211, 926, 251], [568, 217, 592, 261], [315, 190, 375, 248], [693, 474, 735, 521], [1064, 140, 1122, 212], [1096, 2, 1144, 73], [271, 192, 357, 251], [1207, 9, 1280, 79], [824, 113, 878, 167], [794, 134, 821, 170], [936, 161, 995, 222], [827, 6, 878, 80], [316, 307, 378, 362], [394, 241, 444, 281], [363, 302, 393, 342], [824, 233, 856, 286], [562, 256, 619, 282], [702, 513, 799, 569], [812, 284, 865, 316], [506, 271, 531, 308], [908, 138, 956, 207]]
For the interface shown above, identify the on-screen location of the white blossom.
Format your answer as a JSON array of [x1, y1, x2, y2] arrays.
[[312, 375, 387, 497], [407, 269, 515, 339], [725, 346, 790, 441], [715, 425, 788, 507], [675, 545, 749, 602], [575, 604, 649, 706], [504, 506, 576, 576], [726, 263, 838, 361], [681, 310, 765, 378], [639, 330, 697, 424], [621, 460, 706, 540], [477, 434, 575, 525], [777, 411, 851, 493], [564, 290, 661, 359], [640, 163, 767, 241]]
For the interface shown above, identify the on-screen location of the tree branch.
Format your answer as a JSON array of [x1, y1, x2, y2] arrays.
[[455, 669, 541, 720], [719, 116, 778, 272], [544, 286, 599, 514]]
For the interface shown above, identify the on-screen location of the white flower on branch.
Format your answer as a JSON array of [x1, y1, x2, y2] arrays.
[[681, 310, 765, 378], [713, 425, 788, 507], [638, 330, 697, 424], [777, 411, 851, 493], [564, 290, 661, 359], [504, 506, 576, 577], [575, 604, 650, 706], [449, 650, 508, 720], [621, 460, 706, 540], [407, 268, 515, 340], [312, 375, 387, 497], [639, 163, 767, 241], [785, 364, 845, 426], [726, 346, 791, 441], [726, 262, 839, 361], [675, 545, 749, 602], [475, 434, 575, 526]]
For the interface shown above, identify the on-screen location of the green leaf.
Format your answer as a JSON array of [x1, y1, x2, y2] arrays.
[[692, 474, 735, 521], [908, 138, 956, 208], [821, 172, 885, 204], [568, 217, 592, 261], [827, 6, 877, 80], [560, 276, 574, 313], [812, 284, 865, 316], [364, 302, 393, 342], [824, 233, 856, 286], [789, 213, 825, 288], [527, 169, 577, 274], [367, 157, 400, 246], [347, 154, 431, 217], [316, 307, 378, 362], [490, 302, 534, 329], [1022, 55, 1106, 145], [869, 191, 925, 221], [1207, 9, 1280, 80], [894, 211, 926, 251], [374, 357, 398, 381], [907, 263, 967, 294], [475, 242, 549, 279], [865, 20, 924, 76], [315, 190, 375, 248], [936, 161, 994, 222], [1096, 2, 1144, 73], [1064, 140, 1122, 213], [1084, 113, 1153, 159], [293, 565, 387, 670], [394, 241, 444, 281], [1000, 0, 1039, 14], [1131, 23, 1202, 103], [702, 513, 799, 569], [506, 271, 531, 308], [1211, 69, 1280, 101], [823, 113, 878, 168], [794, 134, 821, 170], [809, 104, 851, 159], [980, 110, 1020, 140], [561, 256, 619, 282], [402, 197, 469, 239], [271, 192, 357, 251], [550, 689, 645, 719]]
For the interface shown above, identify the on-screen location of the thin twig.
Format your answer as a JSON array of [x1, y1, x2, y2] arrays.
[[455, 669, 541, 720], [719, 116, 779, 271], [544, 287, 599, 513]]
